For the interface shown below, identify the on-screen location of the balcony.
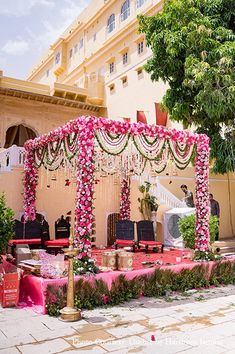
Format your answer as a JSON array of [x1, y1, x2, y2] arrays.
[[0, 145, 25, 172], [50, 82, 88, 102]]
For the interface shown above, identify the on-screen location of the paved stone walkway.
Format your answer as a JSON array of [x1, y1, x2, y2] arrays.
[[0, 285, 235, 354]]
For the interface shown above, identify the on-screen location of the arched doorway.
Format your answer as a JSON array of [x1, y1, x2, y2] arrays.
[[4, 125, 37, 148]]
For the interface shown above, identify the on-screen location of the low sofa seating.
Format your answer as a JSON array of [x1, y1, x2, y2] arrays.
[[136, 220, 164, 253], [115, 220, 135, 252], [8, 219, 44, 255], [44, 216, 70, 251]]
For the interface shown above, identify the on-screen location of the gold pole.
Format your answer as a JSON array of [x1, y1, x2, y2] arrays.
[[59, 227, 81, 322]]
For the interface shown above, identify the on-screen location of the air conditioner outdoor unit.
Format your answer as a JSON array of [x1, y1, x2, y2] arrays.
[[163, 208, 196, 248]]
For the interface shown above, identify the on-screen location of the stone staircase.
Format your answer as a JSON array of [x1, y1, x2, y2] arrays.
[[213, 239, 235, 255]]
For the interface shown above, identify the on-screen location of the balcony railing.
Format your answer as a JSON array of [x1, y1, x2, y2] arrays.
[[0, 145, 25, 172]]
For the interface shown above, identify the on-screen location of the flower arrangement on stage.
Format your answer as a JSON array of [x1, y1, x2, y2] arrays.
[[23, 115, 210, 258], [120, 178, 130, 220], [73, 256, 99, 276]]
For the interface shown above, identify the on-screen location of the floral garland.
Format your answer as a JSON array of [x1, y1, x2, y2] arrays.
[[23, 116, 210, 256], [120, 178, 130, 220], [73, 117, 95, 259], [23, 149, 38, 221], [195, 138, 210, 252]]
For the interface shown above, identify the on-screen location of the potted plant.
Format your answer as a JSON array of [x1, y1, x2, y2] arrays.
[[0, 193, 15, 263], [138, 181, 159, 220]]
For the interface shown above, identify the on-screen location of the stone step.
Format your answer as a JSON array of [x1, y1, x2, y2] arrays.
[[217, 246, 235, 254]]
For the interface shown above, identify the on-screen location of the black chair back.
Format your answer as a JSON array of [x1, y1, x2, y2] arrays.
[[55, 217, 70, 239], [137, 220, 155, 242], [13, 219, 43, 240], [116, 220, 134, 241]]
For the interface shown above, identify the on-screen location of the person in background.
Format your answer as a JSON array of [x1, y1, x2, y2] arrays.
[[180, 184, 195, 207], [209, 193, 220, 218], [209, 193, 220, 240]]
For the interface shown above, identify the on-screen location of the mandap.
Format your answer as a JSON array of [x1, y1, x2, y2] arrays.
[[23, 116, 210, 258]]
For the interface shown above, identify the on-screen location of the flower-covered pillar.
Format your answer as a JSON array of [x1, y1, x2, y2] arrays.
[[23, 148, 38, 221], [195, 136, 210, 251], [74, 117, 95, 259], [120, 178, 131, 220]]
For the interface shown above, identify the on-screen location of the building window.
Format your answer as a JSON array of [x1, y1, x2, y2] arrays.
[[121, 76, 128, 86], [109, 62, 115, 74], [55, 52, 60, 64], [69, 48, 73, 59], [121, 0, 130, 22], [79, 38, 84, 49], [46, 69, 50, 77], [138, 41, 144, 54], [136, 0, 145, 8], [93, 32, 97, 41], [137, 68, 143, 76], [109, 83, 115, 93], [74, 44, 78, 54], [107, 14, 115, 33], [122, 52, 128, 65]]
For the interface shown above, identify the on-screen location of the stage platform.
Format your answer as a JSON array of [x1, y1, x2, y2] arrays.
[[19, 248, 202, 314]]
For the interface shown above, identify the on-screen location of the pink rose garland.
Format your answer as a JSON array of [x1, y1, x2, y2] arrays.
[[23, 149, 38, 221], [195, 137, 210, 252], [74, 117, 95, 258], [120, 178, 131, 220]]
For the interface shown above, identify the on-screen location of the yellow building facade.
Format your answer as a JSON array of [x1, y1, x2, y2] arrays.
[[28, 0, 170, 125]]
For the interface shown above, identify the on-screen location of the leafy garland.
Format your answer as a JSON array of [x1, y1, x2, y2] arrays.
[[46, 260, 235, 316]]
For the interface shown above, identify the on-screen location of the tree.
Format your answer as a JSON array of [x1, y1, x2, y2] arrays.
[[139, 0, 235, 173]]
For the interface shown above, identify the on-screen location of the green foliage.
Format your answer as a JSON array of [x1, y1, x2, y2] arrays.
[[178, 214, 219, 249], [194, 250, 221, 261], [210, 261, 235, 285], [73, 256, 99, 276], [138, 181, 159, 220], [0, 193, 15, 262], [46, 261, 235, 316], [139, 0, 235, 174]]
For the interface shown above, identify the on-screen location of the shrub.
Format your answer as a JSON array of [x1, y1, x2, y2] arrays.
[[178, 214, 218, 249], [0, 193, 15, 262]]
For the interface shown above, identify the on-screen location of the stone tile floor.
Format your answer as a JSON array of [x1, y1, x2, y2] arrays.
[[0, 285, 235, 354]]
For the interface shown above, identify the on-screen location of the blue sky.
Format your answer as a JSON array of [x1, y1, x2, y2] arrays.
[[0, 0, 90, 79]]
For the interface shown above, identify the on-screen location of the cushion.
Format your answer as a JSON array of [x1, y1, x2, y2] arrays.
[[116, 239, 134, 245], [139, 241, 162, 246], [9, 239, 41, 245], [45, 238, 69, 247]]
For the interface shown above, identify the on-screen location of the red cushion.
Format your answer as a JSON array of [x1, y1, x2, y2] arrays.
[[9, 239, 41, 245], [139, 241, 162, 246], [45, 238, 69, 247], [116, 239, 134, 245]]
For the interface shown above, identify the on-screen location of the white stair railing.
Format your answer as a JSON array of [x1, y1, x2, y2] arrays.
[[0, 145, 25, 172], [131, 173, 186, 211], [152, 182, 185, 209]]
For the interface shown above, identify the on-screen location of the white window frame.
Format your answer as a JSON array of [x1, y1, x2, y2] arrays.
[[79, 38, 84, 49], [123, 52, 128, 65], [136, 0, 145, 8], [138, 41, 144, 55], [107, 14, 115, 33], [109, 62, 115, 74], [55, 52, 60, 65], [120, 0, 130, 22]]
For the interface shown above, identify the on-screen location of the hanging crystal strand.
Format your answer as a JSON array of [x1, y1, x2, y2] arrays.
[[46, 166, 49, 188]]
